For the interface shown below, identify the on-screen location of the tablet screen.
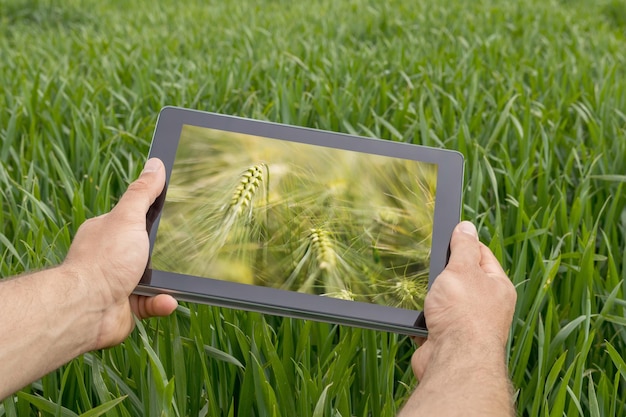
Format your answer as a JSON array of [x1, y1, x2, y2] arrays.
[[151, 124, 436, 311]]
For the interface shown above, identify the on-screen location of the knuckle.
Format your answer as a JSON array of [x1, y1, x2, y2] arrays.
[[126, 178, 151, 193], [77, 215, 104, 232]]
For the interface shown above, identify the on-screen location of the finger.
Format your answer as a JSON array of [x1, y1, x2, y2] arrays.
[[131, 294, 178, 319], [411, 341, 432, 381], [446, 221, 481, 269], [478, 242, 507, 276], [411, 335, 427, 347], [110, 158, 166, 222]]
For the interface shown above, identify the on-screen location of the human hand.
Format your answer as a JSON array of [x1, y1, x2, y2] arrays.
[[62, 158, 178, 350], [411, 221, 516, 380]]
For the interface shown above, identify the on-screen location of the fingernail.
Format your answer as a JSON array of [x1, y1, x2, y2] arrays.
[[457, 221, 478, 238], [143, 158, 161, 173]]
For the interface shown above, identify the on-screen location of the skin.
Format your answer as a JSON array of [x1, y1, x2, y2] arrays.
[[0, 158, 178, 400], [398, 221, 517, 417]]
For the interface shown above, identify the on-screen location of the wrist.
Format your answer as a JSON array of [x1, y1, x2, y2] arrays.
[[57, 263, 106, 352], [404, 332, 515, 417], [428, 330, 509, 375], [60, 260, 135, 350]]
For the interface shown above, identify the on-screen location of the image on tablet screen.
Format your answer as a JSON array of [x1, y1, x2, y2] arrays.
[[152, 125, 437, 310]]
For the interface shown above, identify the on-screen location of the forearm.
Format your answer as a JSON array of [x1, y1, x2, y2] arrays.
[[399, 339, 515, 417], [0, 267, 97, 399]]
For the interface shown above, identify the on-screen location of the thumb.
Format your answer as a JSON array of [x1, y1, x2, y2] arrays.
[[110, 158, 166, 222], [446, 221, 481, 271]]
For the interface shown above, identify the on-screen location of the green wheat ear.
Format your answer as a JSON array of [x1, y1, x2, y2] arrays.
[[218, 163, 269, 229], [228, 164, 267, 217], [395, 277, 426, 309], [202, 163, 269, 263], [322, 288, 356, 301], [308, 228, 336, 271], [281, 226, 347, 294], [381, 274, 428, 310]]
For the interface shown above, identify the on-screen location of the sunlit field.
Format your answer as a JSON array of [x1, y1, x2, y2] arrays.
[[1, 0, 625, 415]]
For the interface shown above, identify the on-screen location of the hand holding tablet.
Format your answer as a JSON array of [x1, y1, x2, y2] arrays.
[[136, 107, 464, 336]]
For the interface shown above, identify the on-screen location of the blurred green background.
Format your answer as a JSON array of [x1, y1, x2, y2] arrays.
[[153, 125, 435, 308]]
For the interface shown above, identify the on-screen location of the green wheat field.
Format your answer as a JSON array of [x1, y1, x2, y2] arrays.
[[1, 0, 625, 415]]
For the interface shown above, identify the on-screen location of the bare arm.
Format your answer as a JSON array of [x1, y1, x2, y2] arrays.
[[0, 158, 178, 400], [398, 221, 517, 417]]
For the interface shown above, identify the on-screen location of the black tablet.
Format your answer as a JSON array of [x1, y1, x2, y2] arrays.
[[136, 107, 463, 336]]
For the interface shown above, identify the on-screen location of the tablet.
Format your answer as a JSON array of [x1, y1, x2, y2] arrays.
[[136, 107, 463, 336]]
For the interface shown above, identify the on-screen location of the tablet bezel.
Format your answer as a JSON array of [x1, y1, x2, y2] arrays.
[[135, 106, 464, 336]]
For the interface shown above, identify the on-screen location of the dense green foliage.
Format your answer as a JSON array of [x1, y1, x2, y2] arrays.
[[1, 0, 625, 415]]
